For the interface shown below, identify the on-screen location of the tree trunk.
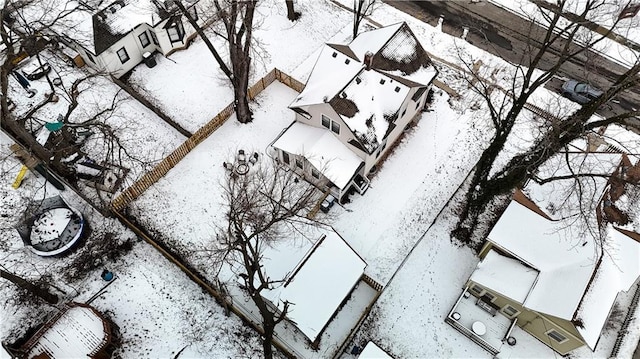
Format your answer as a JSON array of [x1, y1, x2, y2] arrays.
[[251, 293, 276, 359], [1, 269, 59, 304], [285, 0, 300, 21]]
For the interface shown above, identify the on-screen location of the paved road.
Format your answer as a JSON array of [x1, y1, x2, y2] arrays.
[[384, 0, 640, 127]]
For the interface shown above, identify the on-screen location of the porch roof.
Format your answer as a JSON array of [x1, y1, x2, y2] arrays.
[[272, 121, 363, 190], [470, 249, 538, 303]]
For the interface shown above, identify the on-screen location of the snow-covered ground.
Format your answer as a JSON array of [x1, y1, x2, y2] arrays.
[[0, 132, 263, 358], [2, 0, 639, 358]]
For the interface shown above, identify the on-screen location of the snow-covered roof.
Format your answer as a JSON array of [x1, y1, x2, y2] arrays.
[[23, 303, 111, 358], [575, 226, 640, 349], [261, 227, 366, 342], [487, 200, 599, 320], [290, 44, 363, 108], [358, 341, 394, 359], [290, 22, 437, 153], [332, 69, 409, 153], [272, 121, 363, 190], [470, 249, 538, 303], [524, 152, 623, 220]]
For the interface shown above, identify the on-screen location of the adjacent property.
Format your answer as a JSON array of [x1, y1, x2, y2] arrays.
[[50, 0, 204, 77], [12, 302, 117, 358], [271, 22, 438, 203], [447, 150, 640, 356]]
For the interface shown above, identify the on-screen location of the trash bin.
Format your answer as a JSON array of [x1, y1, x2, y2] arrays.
[[142, 51, 156, 68]]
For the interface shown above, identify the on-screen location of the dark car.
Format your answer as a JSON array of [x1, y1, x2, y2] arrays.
[[561, 79, 603, 104]]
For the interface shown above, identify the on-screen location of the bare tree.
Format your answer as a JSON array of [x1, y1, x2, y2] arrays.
[[285, 0, 300, 21], [0, 267, 58, 304], [452, 0, 640, 242], [353, 0, 376, 38], [1, 0, 152, 208], [214, 157, 323, 359], [177, 0, 258, 123]]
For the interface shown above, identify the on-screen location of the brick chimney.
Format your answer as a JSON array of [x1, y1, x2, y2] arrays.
[[364, 51, 374, 70]]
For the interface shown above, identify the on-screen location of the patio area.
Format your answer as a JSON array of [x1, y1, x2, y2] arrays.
[[446, 288, 516, 356]]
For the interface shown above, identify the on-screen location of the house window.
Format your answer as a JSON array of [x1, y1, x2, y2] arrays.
[[469, 284, 484, 296], [311, 168, 320, 179], [116, 47, 129, 63], [545, 329, 569, 344], [282, 151, 290, 164], [401, 108, 407, 118], [295, 158, 303, 169], [138, 32, 150, 47], [501, 305, 520, 318], [482, 291, 496, 302], [321, 115, 330, 129], [331, 121, 340, 134], [416, 100, 422, 109], [166, 18, 185, 43], [150, 31, 159, 46]]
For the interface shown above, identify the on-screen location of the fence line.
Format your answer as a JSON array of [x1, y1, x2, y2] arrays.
[[111, 68, 304, 212]]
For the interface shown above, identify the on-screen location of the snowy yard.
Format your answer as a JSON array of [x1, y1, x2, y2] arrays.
[[0, 132, 263, 358], [2, 0, 639, 358]]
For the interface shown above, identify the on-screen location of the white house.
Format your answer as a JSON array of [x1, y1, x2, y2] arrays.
[[50, 0, 204, 78], [271, 22, 438, 203]]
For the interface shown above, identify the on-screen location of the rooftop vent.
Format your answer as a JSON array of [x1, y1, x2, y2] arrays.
[[394, 86, 400, 93], [345, 59, 351, 65], [379, 79, 385, 85], [332, 52, 337, 58]]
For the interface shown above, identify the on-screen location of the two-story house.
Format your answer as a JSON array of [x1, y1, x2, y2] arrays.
[[448, 151, 640, 356], [270, 22, 438, 203], [50, 0, 203, 78]]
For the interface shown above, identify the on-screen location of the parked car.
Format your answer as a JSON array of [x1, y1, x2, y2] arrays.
[[561, 79, 603, 104]]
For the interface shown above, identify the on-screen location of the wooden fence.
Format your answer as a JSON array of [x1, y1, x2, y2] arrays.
[[111, 68, 305, 212]]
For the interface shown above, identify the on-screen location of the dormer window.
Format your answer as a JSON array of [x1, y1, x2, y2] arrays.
[[165, 17, 185, 43]]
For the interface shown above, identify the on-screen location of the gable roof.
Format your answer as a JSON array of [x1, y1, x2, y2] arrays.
[[290, 22, 438, 154], [487, 200, 599, 320], [260, 226, 366, 342]]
